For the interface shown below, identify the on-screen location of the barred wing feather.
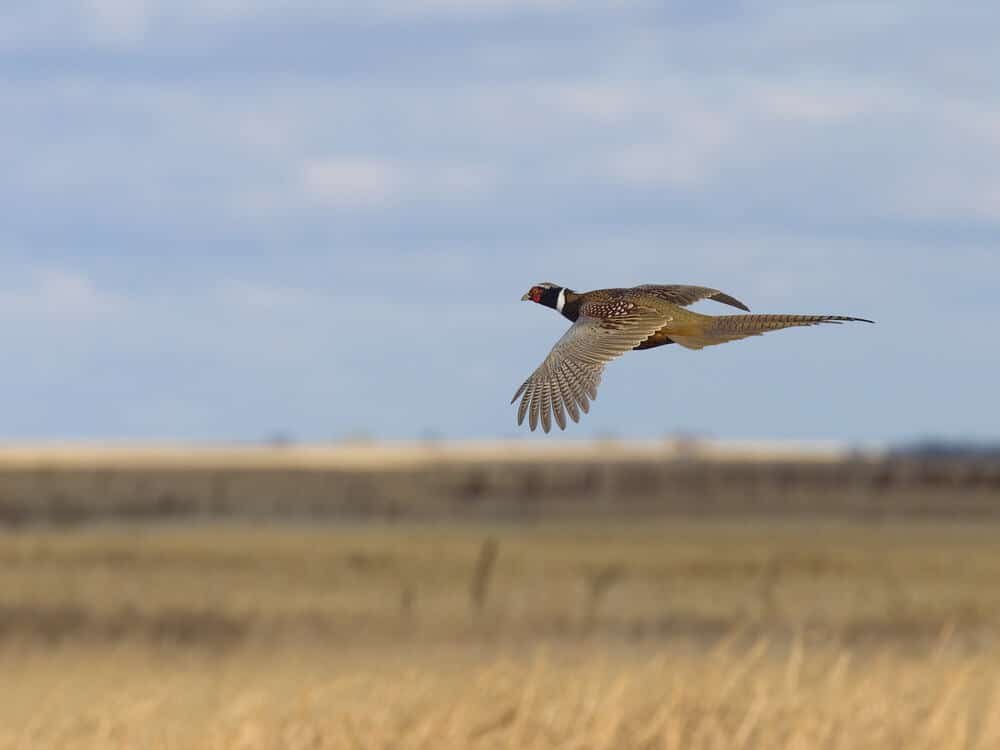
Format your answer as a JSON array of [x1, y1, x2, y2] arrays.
[[511, 305, 667, 433], [633, 284, 750, 312]]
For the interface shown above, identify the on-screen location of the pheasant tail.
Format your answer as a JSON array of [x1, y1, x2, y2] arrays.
[[669, 314, 874, 350]]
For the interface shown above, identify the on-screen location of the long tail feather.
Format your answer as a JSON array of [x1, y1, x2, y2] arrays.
[[670, 314, 873, 350], [712, 313, 874, 333]]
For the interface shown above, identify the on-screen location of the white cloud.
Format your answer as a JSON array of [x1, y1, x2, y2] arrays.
[[604, 117, 728, 188], [216, 280, 322, 313], [365, 0, 587, 19], [891, 172, 1000, 222], [555, 84, 644, 123], [85, 0, 152, 45], [753, 83, 911, 122], [425, 164, 497, 198], [300, 158, 402, 207], [0, 0, 657, 52], [0, 269, 120, 322], [759, 89, 876, 122], [236, 113, 299, 152], [299, 157, 496, 208]]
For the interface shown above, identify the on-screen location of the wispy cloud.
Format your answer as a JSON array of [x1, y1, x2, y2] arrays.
[[85, 0, 152, 45], [300, 158, 402, 208], [216, 279, 321, 312], [603, 110, 729, 188], [0, 269, 120, 322], [753, 83, 911, 122], [299, 157, 497, 208]]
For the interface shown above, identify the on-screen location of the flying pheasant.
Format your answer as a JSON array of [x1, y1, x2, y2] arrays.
[[512, 282, 873, 432]]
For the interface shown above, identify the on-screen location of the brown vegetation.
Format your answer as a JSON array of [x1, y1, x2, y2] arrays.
[[0, 441, 997, 524], [1, 443, 998, 747], [1, 519, 999, 747]]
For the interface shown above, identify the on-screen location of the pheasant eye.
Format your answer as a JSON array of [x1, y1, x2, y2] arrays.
[[531, 288, 543, 302]]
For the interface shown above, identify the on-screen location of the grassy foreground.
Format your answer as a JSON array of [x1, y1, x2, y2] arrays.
[[1, 520, 998, 748]]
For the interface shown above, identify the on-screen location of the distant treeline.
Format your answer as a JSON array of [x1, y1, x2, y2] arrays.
[[0, 452, 998, 525], [890, 439, 1000, 459]]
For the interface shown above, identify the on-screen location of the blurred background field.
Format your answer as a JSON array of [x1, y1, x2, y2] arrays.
[[2, 439, 998, 524], [1, 442, 999, 748]]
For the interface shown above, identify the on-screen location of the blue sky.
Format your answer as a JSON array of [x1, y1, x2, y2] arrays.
[[1, 1, 997, 443]]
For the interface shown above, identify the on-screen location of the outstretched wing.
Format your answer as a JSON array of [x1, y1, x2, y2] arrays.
[[511, 300, 668, 433], [633, 284, 750, 312]]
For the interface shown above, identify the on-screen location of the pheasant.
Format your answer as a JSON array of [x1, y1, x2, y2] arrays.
[[512, 282, 873, 432]]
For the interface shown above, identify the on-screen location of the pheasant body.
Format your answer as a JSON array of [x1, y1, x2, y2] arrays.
[[514, 282, 873, 432]]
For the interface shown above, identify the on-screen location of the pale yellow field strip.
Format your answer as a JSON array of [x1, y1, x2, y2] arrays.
[[0, 439, 865, 470]]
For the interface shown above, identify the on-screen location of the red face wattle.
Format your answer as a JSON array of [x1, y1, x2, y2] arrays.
[[529, 287, 543, 302]]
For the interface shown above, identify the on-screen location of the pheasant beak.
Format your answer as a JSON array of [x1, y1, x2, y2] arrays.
[[520, 292, 531, 301]]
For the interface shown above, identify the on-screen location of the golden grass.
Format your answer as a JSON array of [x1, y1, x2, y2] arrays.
[[1, 519, 999, 748], [2, 637, 998, 748], [0, 438, 852, 470], [2, 520, 999, 637]]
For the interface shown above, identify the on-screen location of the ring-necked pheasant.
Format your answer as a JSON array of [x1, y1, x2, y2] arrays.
[[512, 282, 873, 432]]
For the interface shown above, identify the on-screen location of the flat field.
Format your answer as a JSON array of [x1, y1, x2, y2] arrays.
[[1, 519, 999, 748]]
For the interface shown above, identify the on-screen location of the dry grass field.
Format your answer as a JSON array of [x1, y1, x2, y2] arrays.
[[1, 519, 999, 748]]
